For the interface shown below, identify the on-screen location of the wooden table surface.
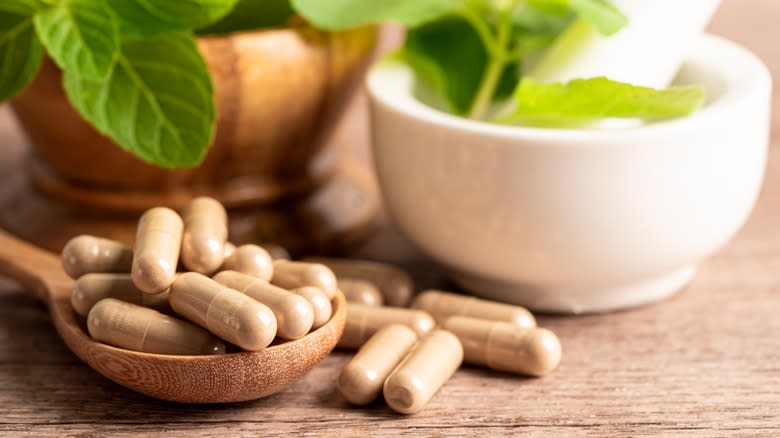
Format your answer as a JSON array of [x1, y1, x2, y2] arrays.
[[1, 1, 779, 436]]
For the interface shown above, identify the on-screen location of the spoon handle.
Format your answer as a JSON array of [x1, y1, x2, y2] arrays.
[[0, 229, 69, 304]]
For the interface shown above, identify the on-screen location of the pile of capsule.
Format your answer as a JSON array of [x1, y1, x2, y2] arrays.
[[63, 197, 339, 354], [304, 259, 562, 415]]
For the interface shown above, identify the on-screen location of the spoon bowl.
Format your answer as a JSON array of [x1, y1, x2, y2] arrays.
[[0, 229, 346, 403]]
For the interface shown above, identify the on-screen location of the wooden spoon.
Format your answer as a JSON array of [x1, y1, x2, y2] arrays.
[[0, 229, 345, 403]]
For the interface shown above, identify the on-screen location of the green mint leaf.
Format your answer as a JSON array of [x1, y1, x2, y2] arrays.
[[198, 0, 294, 34], [107, 0, 239, 36], [0, 0, 47, 15], [401, 17, 488, 115], [63, 33, 216, 168], [34, 0, 119, 78], [510, 77, 705, 124], [569, 0, 626, 35], [0, 10, 43, 101], [527, 0, 626, 35], [511, 6, 574, 56], [291, 0, 461, 30]]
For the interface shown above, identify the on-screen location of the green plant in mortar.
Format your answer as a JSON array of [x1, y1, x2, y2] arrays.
[[292, 0, 705, 124]]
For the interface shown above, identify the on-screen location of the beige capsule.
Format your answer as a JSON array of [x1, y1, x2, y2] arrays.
[[290, 286, 332, 330], [383, 329, 463, 414], [304, 257, 413, 307], [87, 298, 225, 355], [181, 197, 228, 274], [71, 273, 170, 317], [338, 303, 435, 349], [338, 278, 383, 306], [132, 207, 183, 294], [271, 260, 337, 300], [170, 273, 277, 351], [61, 235, 133, 280], [443, 316, 561, 377], [412, 290, 536, 328], [338, 324, 418, 405], [221, 243, 273, 281], [213, 270, 314, 340]]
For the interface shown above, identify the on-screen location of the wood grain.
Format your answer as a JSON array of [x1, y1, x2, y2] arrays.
[[1, 0, 779, 435]]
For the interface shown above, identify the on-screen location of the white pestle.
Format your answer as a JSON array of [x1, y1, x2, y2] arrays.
[[528, 0, 722, 89]]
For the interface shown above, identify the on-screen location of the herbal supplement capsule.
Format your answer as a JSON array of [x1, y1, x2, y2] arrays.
[[338, 324, 418, 405], [443, 316, 561, 377], [132, 207, 183, 294], [181, 197, 228, 275], [412, 290, 536, 328], [87, 298, 225, 355], [170, 273, 277, 351], [71, 273, 170, 317], [338, 278, 383, 306], [304, 257, 413, 307], [61, 235, 133, 280], [213, 270, 314, 340], [271, 260, 337, 300], [290, 286, 332, 330], [221, 244, 273, 281], [338, 303, 435, 349], [383, 329, 463, 414]]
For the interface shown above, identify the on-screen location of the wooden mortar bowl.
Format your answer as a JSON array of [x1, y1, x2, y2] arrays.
[[10, 24, 377, 213]]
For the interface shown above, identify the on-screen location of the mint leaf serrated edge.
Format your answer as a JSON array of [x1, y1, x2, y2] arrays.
[[33, 0, 119, 78], [63, 34, 216, 168]]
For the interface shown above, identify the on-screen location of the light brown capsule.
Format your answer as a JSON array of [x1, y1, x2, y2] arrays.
[[412, 290, 536, 328], [261, 244, 290, 260], [271, 260, 337, 300], [221, 244, 273, 281], [213, 271, 314, 340], [132, 207, 183, 294], [338, 303, 435, 349], [71, 273, 170, 317], [290, 286, 332, 330], [170, 273, 277, 351], [383, 329, 463, 414], [443, 316, 561, 377], [87, 298, 225, 355], [304, 257, 413, 307], [181, 197, 228, 274], [338, 324, 418, 405], [61, 235, 133, 279], [338, 278, 383, 306]]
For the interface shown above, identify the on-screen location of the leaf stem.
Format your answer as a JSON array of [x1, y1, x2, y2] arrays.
[[457, 7, 500, 57], [466, 3, 515, 120]]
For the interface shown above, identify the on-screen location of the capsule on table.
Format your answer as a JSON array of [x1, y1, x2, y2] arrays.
[[338, 324, 418, 405], [87, 298, 225, 355], [338, 278, 383, 306], [271, 260, 337, 300], [221, 244, 273, 281], [181, 197, 228, 275], [338, 303, 435, 349], [290, 286, 332, 330], [213, 270, 314, 340], [132, 207, 183, 294], [412, 290, 536, 328], [304, 257, 413, 307], [170, 273, 277, 351], [383, 329, 463, 414], [61, 235, 133, 279], [443, 316, 561, 377], [71, 273, 170, 317]]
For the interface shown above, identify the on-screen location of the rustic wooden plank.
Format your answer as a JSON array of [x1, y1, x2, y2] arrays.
[[1, 0, 779, 435]]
